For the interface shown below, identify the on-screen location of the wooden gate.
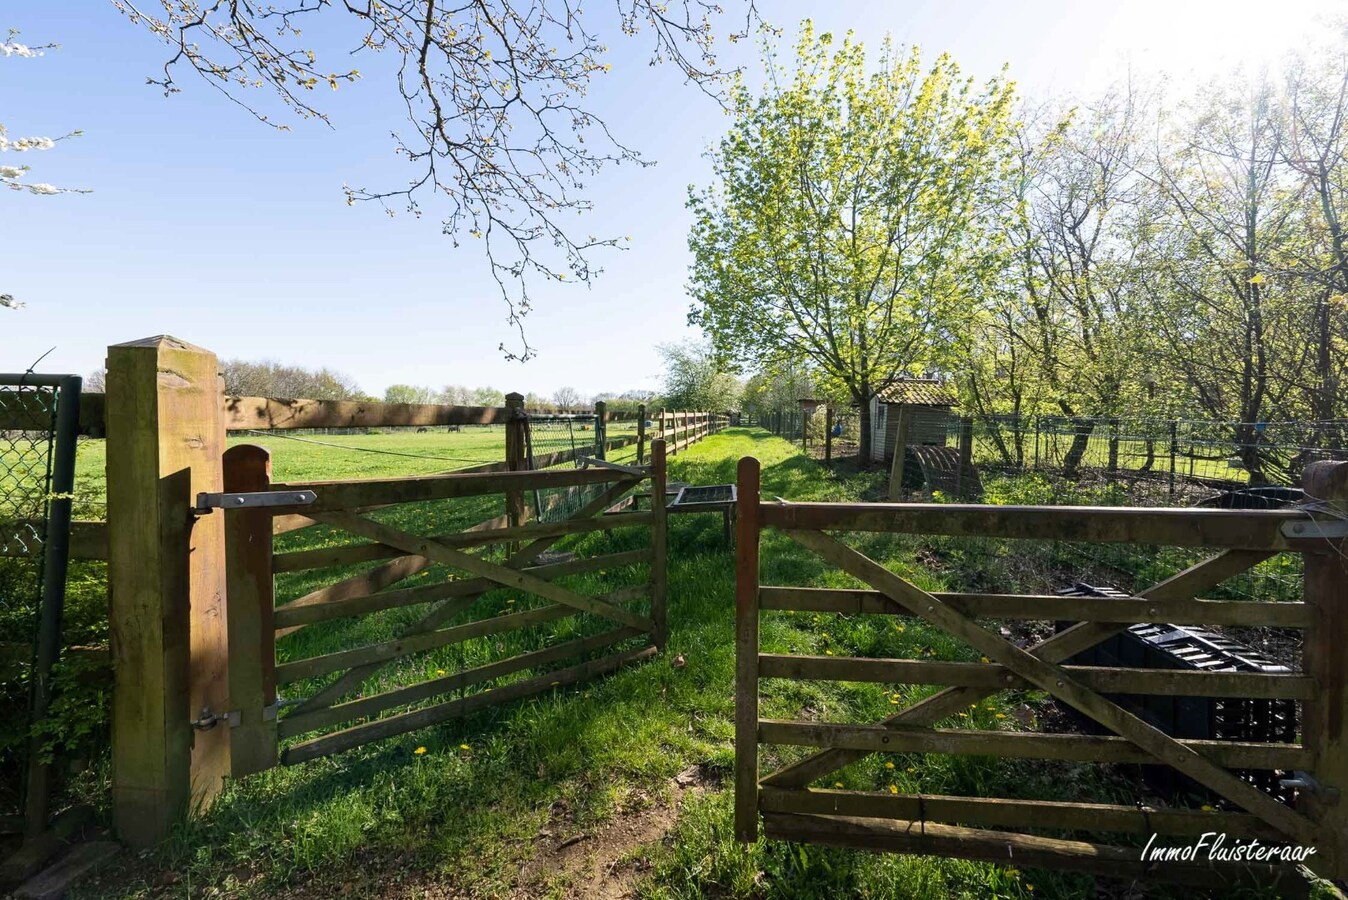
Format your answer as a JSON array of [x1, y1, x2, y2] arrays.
[[219, 441, 668, 773], [734, 456, 1348, 887]]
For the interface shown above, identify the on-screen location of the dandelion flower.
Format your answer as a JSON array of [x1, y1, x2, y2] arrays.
[[888, 784, 898, 794], [459, 743, 471, 751], [834, 781, 844, 788], [414, 746, 427, 755], [885, 761, 895, 770]]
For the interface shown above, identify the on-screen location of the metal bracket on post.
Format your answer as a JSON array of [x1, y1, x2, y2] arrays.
[[1282, 519, 1348, 540], [194, 489, 316, 515]]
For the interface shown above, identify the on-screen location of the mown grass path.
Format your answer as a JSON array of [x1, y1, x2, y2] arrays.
[[73, 429, 1236, 900]]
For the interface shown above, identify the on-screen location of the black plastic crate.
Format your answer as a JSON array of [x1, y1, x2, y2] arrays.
[[1055, 582, 1298, 804]]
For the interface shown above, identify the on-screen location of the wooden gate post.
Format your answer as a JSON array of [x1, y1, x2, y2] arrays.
[[734, 456, 761, 841], [594, 400, 607, 460], [651, 439, 668, 649], [956, 416, 974, 500], [1300, 460, 1348, 877], [825, 407, 834, 462], [504, 392, 527, 528], [888, 407, 911, 501], [223, 445, 277, 777], [636, 403, 647, 466], [106, 336, 229, 847]]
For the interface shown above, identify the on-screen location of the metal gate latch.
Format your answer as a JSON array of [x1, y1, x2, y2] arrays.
[[194, 489, 316, 514]]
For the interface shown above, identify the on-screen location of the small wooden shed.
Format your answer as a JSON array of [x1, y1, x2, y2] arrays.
[[867, 379, 957, 463]]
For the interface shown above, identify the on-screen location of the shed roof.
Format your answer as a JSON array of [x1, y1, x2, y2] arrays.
[[876, 379, 957, 407]]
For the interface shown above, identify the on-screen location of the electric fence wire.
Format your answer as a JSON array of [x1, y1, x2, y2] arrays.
[[241, 428, 498, 467]]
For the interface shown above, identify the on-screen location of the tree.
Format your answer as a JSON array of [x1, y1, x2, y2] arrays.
[[472, 386, 506, 407], [438, 385, 474, 406], [114, 1, 760, 358], [220, 358, 363, 399], [383, 383, 439, 405], [657, 339, 742, 410], [687, 24, 1017, 460], [1143, 73, 1305, 480], [553, 386, 583, 410]]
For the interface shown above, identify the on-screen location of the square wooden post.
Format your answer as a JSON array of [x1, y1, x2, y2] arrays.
[[504, 392, 527, 528], [594, 400, 607, 460], [734, 456, 761, 841], [825, 407, 834, 462], [650, 439, 668, 649], [636, 403, 647, 466], [1300, 460, 1348, 878], [223, 444, 277, 777], [957, 416, 974, 499], [106, 335, 229, 847]]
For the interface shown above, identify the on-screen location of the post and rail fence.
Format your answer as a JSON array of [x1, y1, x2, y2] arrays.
[[734, 453, 1348, 889], [0, 336, 672, 849]]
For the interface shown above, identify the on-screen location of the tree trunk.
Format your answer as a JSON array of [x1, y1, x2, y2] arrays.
[[1062, 418, 1095, 480], [857, 391, 873, 466]]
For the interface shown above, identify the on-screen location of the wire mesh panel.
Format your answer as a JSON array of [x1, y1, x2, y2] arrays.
[[0, 374, 80, 836], [525, 414, 604, 523]]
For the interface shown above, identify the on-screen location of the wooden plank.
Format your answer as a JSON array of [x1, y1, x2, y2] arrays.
[[760, 549, 1272, 790], [758, 787, 1285, 840], [287, 479, 643, 716], [273, 549, 652, 630], [761, 813, 1311, 892], [758, 720, 1310, 769], [651, 440, 668, 648], [0, 390, 105, 436], [887, 407, 909, 501], [277, 584, 648, 685], [222, 445, 278, 777], [1300, 460, 1348, 880], [313, 511, 656, 632], [758, 654, 1313, 699], [272, 509, 520, 628], [763, 501, 1305, 550], [282, 645, 656, 764], [105, 335, 228, 848], [285, 467, 638, 514], [735, 455, 761, 842], [758, 585, 1311, 628], [222, 395, 507, 431], [12, 841, 120, 900], [279, 626, 644, 737], [271, 511, 652, 573], [278, 603, 567, 686], [784, 529, 1320, 847]]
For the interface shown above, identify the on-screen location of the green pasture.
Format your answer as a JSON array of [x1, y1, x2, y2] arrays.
[[58, 428, 1314, 900]]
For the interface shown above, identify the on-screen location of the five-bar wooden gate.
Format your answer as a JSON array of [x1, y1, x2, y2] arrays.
[[218, 441, 668, 774], [734, 456, 1348, 888]]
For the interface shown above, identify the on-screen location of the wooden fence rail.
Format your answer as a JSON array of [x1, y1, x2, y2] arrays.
[[78, 335, 682, 848], [654, 410, 729, 456], [735, 453, 1348, 889]]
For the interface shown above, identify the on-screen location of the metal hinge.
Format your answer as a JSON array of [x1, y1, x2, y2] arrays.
[[1282, 519, 1348, 539], [194, 489, 316, 515]]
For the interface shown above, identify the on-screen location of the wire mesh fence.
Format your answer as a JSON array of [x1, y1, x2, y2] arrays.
[[524, 413, 606, 524], [0, 374, 80, 836], [952, 415, 1348, 490]]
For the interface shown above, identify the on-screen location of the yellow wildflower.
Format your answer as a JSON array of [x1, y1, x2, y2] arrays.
[[414, 746, 427, 755]]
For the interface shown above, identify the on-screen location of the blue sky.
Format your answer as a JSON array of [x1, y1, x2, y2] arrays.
[[2, 0, 1335, 398]]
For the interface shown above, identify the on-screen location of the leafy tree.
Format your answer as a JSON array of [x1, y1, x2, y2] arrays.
[[657, 340, 742, 411], [221, 358, 363, 399], [383, 383, 439, 405], [114, 1, 761, 357], [688, 24, 1017, 460], [472, 386, 506, 407]]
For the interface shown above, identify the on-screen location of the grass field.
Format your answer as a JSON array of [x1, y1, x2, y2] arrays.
[[12, 426, 1318, 898]]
